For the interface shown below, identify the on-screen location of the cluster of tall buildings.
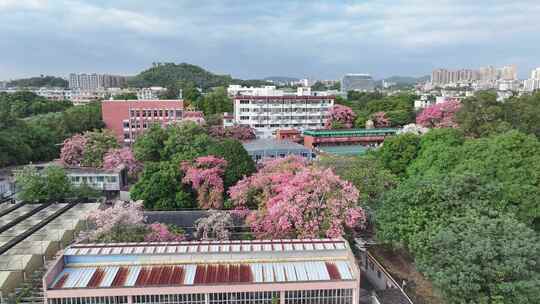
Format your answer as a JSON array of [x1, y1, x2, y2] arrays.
[[68, 73, 128, 90], [431, 65, 517, 86]]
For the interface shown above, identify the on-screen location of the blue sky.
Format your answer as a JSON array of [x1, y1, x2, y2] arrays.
[[1, 0, 539, 80]]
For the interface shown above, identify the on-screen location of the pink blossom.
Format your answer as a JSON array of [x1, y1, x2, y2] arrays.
[[182, 156, 228, 209], [60, 134, 88, 166], [228, 156, 366, 239], [103, 147, 142, 178], [371, 111, 390, 128], [416, 101, 461, 128], [194, 210, 234, 240], [325, 104, 356, 129], [84, 200, 145, 241], [144, 223, 186, 242], [209, 125, 256, 141]]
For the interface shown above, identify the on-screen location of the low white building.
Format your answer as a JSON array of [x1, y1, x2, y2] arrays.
[[523, 67, 540, 92], [137, 87, 168, 100], [228, 89, 335, 138]]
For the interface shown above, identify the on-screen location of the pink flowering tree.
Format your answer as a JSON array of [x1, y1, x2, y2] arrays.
[[209, 125, 256, 141], [228, 156, 366, 239], [144, 223, 186, 242], [229, 155, 308, 215], [60, 134, 88, 166], [103, 147, 143, 179], [325, 104, 357, 129], [84, 200, 148, 242], [181, 156, 228, 209], [416, 101, 461, 128], [371, 111, 391, 128], [194, 210, 234, 240]]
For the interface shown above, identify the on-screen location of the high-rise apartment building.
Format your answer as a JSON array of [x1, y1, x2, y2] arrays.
[[524, 67, 540, 92], [431, 68, 477, 86], [69, 73, 128, 90], [432, 65, 517, 86], [341, 74, 375, 94]]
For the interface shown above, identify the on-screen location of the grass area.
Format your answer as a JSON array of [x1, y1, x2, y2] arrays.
[[368, 244, 444, 304]]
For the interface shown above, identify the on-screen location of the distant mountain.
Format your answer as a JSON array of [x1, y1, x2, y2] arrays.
[[380, 75, 430, 85], [263, 76, 300, 83], [128, 62, 234, 90], [8, 75, 68, 88]]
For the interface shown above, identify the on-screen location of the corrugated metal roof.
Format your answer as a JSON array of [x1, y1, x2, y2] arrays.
[[49, 261, 352, 290], [66, 239, 347, 256]]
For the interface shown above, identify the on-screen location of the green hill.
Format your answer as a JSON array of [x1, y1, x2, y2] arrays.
[[128, 62, 234, 90], [8, 76, 68, 88]]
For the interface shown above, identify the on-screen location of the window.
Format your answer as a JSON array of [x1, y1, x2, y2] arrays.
[[240, 100, 250, 104], [377, 270, 382, 279], [133, 294, 205, 304], [154, 110, 158, 116], [175, 110, 182, 117], [240, 108, 250, 113], [240, 116, 250, 120], [209, 292, 278, 304], [285, 289, 353, 304], [106, 176, 117, 183], [124, 133, 130, 139], [97, 176, 104, 182], [123, 121, 129, 128]]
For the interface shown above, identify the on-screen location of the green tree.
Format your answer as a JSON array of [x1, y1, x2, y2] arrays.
[[81, 130, 119, 167], [133, 124, 168, 162], [112, 93, 138, 100], [377, 133, 421, 177], [199, 87, 232, 115], [503, 92, 540, 137], [15, 165, 73, 202], [130, 161, 195, 210], [418, 213, 540, 304], [456, 91, 510, 138], [206, 138, 256, 189], [317, 155, 398, 207]]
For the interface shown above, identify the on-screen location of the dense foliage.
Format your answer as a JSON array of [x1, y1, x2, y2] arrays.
[[418, 213, 540, 304], [325, 104, 356, 129], [129, 62, 233, 90], [339, 92, 416, 127], [15, 165, 99, 202], [198, 87, 233, 115], [416, 100, 461, 128], [182, 156, 228, 209], [131, 122, 255, 210], [103, 147, 142, 179], [0, 91, 71, 118], [229, 156, 366, 239], [7, 76, 68, 88], [60, 130, 119, 168], [208, 125, 256, 141], [0, 99, 103, 167]]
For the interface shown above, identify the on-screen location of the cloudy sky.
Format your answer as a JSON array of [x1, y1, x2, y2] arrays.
[[1, 0, 539, 80]]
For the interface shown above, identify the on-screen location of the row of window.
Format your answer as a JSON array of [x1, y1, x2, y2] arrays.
[[129, 109, 182, 118], [70, 175, 118, 184], [49, 289, 352, 304], [123, 120, 171, 129], [239, 116, 326, 121], [239, 100, 332, 105], [252, 152, 315, 161], [48, 296, 128, 304], [248, 123, 325, 128], [240, 108, 329, 113]]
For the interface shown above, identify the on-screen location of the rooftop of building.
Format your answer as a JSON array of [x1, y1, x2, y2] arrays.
[[46, 239, 357, 290], [233, 95, 335, 100], [303, 128, 399, 137], [242, 139, 310, 152]]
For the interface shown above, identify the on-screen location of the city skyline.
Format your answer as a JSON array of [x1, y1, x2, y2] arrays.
[[1, 0, 540, 80]]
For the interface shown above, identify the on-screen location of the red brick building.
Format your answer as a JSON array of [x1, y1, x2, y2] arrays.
[[102, 100, 186, 144]]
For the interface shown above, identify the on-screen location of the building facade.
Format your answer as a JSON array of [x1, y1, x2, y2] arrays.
[[341, 74, 375, 94], [102, 100, 186, 144], [524, 67, 540, 92], [230, 95, 334, 138], [137, 87, 168, 100], [43, 239, 360, 304], [69, 73, 128, 90], [242, 138, 315, 162]]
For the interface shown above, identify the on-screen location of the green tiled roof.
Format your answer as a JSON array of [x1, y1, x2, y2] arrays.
[[318, 145, 370, 156], [303, 128, 398, 137]]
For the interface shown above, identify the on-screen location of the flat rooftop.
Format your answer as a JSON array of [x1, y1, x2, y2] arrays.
[[242, 139, 310, 152]]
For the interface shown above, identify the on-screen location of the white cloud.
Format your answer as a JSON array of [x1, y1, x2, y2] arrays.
[[0, 0, 48, 11]]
